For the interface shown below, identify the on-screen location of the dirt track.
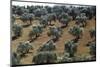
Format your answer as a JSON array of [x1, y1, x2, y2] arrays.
[[11, 18, 96, 64]]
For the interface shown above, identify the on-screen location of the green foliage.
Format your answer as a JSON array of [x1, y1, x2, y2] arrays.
[[12, 15, 16, 24], [59, 53, 73, 63], [40, 15, 48, 27], [38, 40, 56, 51], [89, 28, 96, 38], [69, 26, 82, 37], [12, 52, 20, 65], [32, 52, 57, 64], [17, 42, 33, 56], [87, 41, 96, 56], [29, 25, 43, 39], [12, 23, 23, 37], [20, 13, 34, 22], [64, 40, 77, 57]]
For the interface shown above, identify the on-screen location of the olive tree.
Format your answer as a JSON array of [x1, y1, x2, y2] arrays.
[[59, 13, 70, 27], [86, 41, 96, 59], [12, 15, 16, 25], [24, 41, 33, 53], [68, 7, 80, 20], [47, 13, 57, 25], [12, 23, 23, 38], [52, 5, 63, 17], [32, 52, 57, 64], [89, 28, 96, 38], [34, 8, 47, 17], [75, 13, 88, 27], [13, 6, 26, 16], [20, 13, 34, 25], [44, 6, 52, 13], [12, 52, 20, 65], [69, 26, 83, 38], [58, 53, 73, 63], [28, 25, 43, 41], [40, 15, 48, 28], [64, 40, 78, 57], [38, 40, 56, 51], [80, 7, 95, 20], [16, 42, 33, 57], [47, 26, 62, 42]]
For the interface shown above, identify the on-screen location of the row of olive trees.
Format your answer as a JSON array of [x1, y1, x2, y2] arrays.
[[32, 52, 57, 64], [32, 40, 57, 64], [12, 37, 95, 65], [12, 5, 96, 21], [12, 41, 33, 65]]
